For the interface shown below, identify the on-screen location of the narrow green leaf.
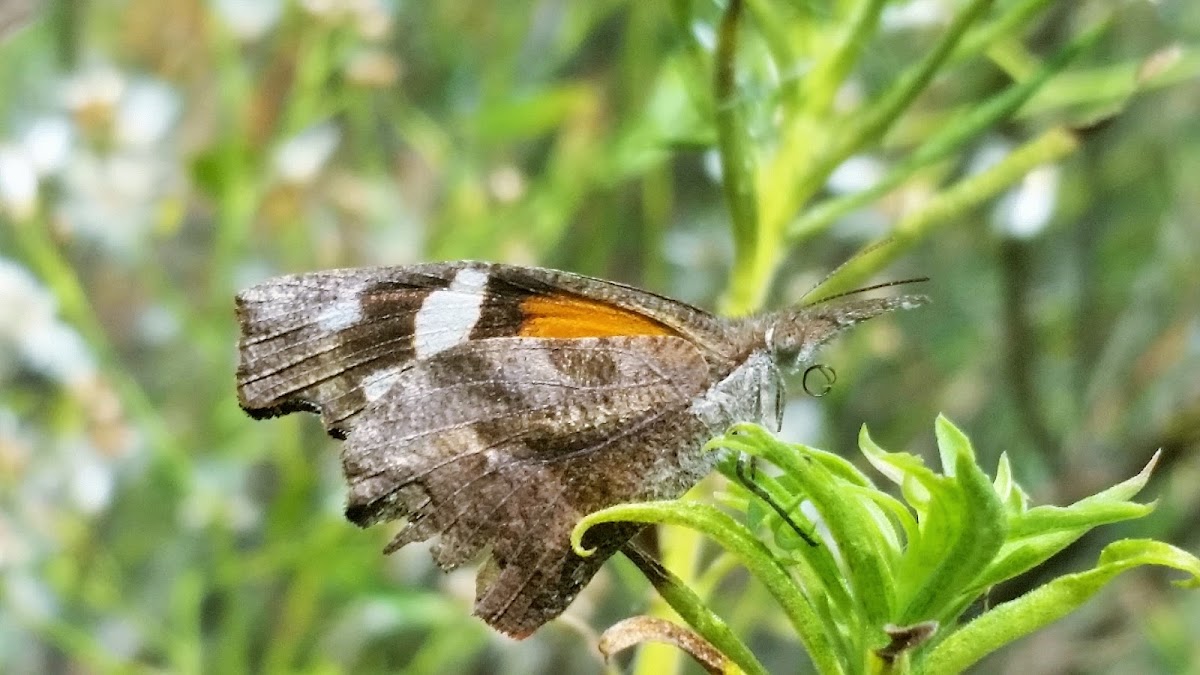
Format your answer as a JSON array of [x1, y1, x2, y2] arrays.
[[970, 530, 1090, 593], [992, 453, 1030, 515], [804, 444, 878, 489], [837, 0, 994, 150], [473, 84, 596, 142], [798, 0, 888, 119], [1075, 451, 1160, 505], [1007, 502, 1155, 539], [712, 429, 874, 625], [732, 425, 898, 627], [953, 0, 1057, 62], [620, 546, 769, 675], [896, 417, 1007, 625], [851, 486, 918, 556], [788, 18, 1108, 255], [858, 426, 936, 514], [572, 500, 845, 675], [968, 455, 1161, 590], [922, 540, 1200, 673], [932, 416, 965, 477]]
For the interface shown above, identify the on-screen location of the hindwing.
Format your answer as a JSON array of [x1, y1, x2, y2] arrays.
[[339, 336, 717, 637]]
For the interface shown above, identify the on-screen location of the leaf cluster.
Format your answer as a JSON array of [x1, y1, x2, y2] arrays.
[[574, 417, 1200, 674]]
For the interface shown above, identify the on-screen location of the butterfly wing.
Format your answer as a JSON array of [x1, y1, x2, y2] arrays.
[[340, 335, 717, 637], [235, 262, 731, 438], [236, 261, 923, 637], [236, 265, 451, 436]]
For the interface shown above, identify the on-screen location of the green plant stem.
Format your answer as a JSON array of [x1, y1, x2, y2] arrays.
[[814, 126, 1078, 296], [789, 15, 1100, 246], [840, 17, 1106, 250], [799, 0, 887, 119], [263, 570, 321, 672], [580, 501, 844, 675], [633, 483, 715, 675], [1019, 46, 1200, 117], [714, 0, 761, 318], [743, 0, 801, 102], [726, 0, 995, 314], [953, 0, 1056, 63], [624, 545, 769, 675], [167, 570, 204, 674], [827, 0, 994, 168]]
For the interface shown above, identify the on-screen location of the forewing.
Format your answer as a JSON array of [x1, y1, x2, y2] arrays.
[[235, 261, 729, 438], [236, 265, 459, 436], [340, 336, 716, 637]]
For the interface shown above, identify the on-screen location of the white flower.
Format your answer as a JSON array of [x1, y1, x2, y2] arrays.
[[51, 69, 183, 256], [273, 122, 341, 184], [967, 138, 1011, 176], [345, 48, 402, 87], [348, 0, 392, 41], [973, 138, 1060, 239], [882, 0, 949, 30], [68, 442, 115, 515], [61, 64, 125, 116], [828, 155, 887, 195], [691, 21, 716, 52], [300, 0, 339, 17], [18, 116, 74, 176], [136, 305, 181, 344], [96, 618, 143, 661], [995, 165, 1059, 239], [0, 145, 38, 220], [702, 148, 722, 182], [212, 0, 283, 41], [301, 0, 392, 39], [114, 79, 180, 150], [58, 150, 176, 256], [4, 571, 57, 621], [180, 459, 262, 533], [21, 321, 95, 386], [0, 259, 96, 384], [487, 165, 526, 204]]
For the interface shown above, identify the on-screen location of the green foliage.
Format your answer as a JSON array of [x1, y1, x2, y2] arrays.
[[573, 418, 1200, 674]]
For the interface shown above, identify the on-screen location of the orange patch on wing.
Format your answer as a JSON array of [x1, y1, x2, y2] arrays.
[[518, 293, 677, 339]]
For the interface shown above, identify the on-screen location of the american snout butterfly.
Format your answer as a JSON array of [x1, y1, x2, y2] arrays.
[[235, 261, 924, 637]]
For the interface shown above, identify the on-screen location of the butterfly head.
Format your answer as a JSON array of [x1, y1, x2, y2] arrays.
[[765, 294, 927, 372]]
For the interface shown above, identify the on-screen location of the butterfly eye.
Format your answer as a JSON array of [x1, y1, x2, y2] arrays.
[[765, 318, 814, 371]]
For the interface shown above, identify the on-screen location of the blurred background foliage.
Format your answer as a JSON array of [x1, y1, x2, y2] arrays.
[[0, 0, 1197, 673]]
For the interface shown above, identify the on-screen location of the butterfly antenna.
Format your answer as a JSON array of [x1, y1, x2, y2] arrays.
[[809, 276, 930, 307], [799, 238, 896, 302]]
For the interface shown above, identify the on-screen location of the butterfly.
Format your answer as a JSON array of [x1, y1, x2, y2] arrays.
[[235, 261, 924, 637]]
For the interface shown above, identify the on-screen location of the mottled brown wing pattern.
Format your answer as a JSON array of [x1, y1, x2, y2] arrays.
[[235, 262, 732, 438], [236, 266, 455, 436], [339, 336, 717, 637]]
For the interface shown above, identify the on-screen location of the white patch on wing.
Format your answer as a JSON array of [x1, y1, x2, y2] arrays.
[[314, 280, 367, 332], [363, 366, 403, 403], [413, 267, 489, 358]]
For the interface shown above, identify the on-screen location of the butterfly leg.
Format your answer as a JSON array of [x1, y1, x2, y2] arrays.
[[734, 453, 818, 547]]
